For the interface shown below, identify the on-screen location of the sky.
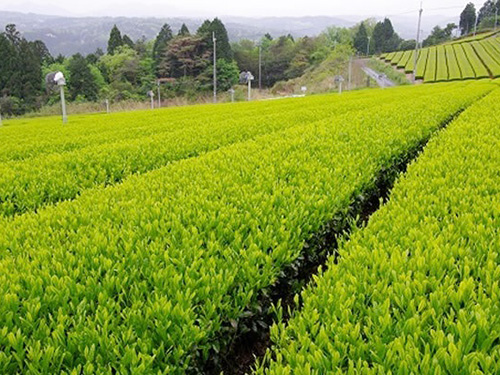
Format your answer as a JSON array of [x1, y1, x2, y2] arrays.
[[0, 0, 486, 18]]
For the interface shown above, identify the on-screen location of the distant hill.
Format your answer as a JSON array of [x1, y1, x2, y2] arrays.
[[0, 11, 456, 56], [0, 11, 356, 56]]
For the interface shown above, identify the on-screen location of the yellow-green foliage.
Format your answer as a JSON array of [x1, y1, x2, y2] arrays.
[[256, 87, 500, 375], [0, 90, 407, 217], [384, 37, 500, 82], [446, 45, 462, 80], [0, 81, 494, 373]]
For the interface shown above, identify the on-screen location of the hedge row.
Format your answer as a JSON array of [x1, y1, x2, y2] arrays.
[[0, 81, 493, 374], [256, 87, 500, 375]]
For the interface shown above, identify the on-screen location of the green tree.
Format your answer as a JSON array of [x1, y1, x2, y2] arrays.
[[284, 36, 321, 79], [159, 35, 210, 78], [460, 3, 477, 35], [122, 34, 135, 49], [107, 25, 123, 55], [67, 53, 99, 101], [86, 48, 104, 65], [178, 23, 190, 36], [197, 18, 233, 61], [101, 46, 142, 100], [209, 58, 239, 91], [32, 40, 53, 64], [423, 23, 456, 47], [478, 0, 498, 24], [0, 33, 16, 96], [0, 25, 45, 112], [477, 0, 499, 29], [262, 35, 295, 86], [4, 24, 21, 47], [399, 39, 417, 51], [353, 22, 369, 54], [321, 26, 353, 49], [232, 39, 259, 74], [196, 20, 212, 36], [153, 23, 173, 74], [134, 36, 152, 57], [373, 18, 401, 53]]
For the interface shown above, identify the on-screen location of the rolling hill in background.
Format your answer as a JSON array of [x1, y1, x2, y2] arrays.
[[0, 10, 456, 56]]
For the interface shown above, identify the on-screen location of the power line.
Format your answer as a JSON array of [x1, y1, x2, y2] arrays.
[[385, 2, 485, 17]]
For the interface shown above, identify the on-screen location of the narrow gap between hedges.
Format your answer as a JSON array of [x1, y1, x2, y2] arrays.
[[200, 99, 481, 375]]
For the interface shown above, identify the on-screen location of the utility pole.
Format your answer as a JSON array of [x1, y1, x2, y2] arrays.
[[413, 3, 423, 82], [60, 85, 67, 124], [213, 31, 217, 103], [258, 43, 262, 90], [157, 81, 161, 108], [366, 36, 371, 56], [246, 72, 255, 101]]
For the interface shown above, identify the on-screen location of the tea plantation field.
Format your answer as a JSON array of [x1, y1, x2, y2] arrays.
[[381, 33, 500, 82], [0, 80, 499, 374]]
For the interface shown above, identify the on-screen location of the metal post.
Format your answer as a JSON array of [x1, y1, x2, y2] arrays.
[[348, 56, 352, 90], [0, 112, 2, 126], [248, 79, 251, 101], [60, 85, 67, 124], [151, 94, 154, 110], [413, 3, 423, 82], [213, 32, 217, 103], [230, 89, 235, 102], [105, 99, 110, 114], [495, 6, 498, 31], [366, 36, 371, 56], [473, 12, 479, 36], [339, 81, 343, 94], [258, 44, 262, 90], [157, 81, 161, 108]]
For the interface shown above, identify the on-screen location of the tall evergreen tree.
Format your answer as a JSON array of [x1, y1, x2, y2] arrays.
[[67, 53, 98, 101], [0, 25, 44, 111], [107, 25, 123, 55], [373, 18, 400, 53], [18, 40, 43, 105], [0, 33, 16, 96], [478, 0, 498, 24], [32, 40, 53, 64], [196, 20, 212, 36], [211, 18, 232, 61], [153, 23, 174, 61], [122, 34, 135, 49], [178, 23, 190, 36], [460, 3, 477, 35], [153, 23, 173, 72], [353, 22, 369, 54], [196, 18, 232, 61], [4, 24, 21, 47]]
